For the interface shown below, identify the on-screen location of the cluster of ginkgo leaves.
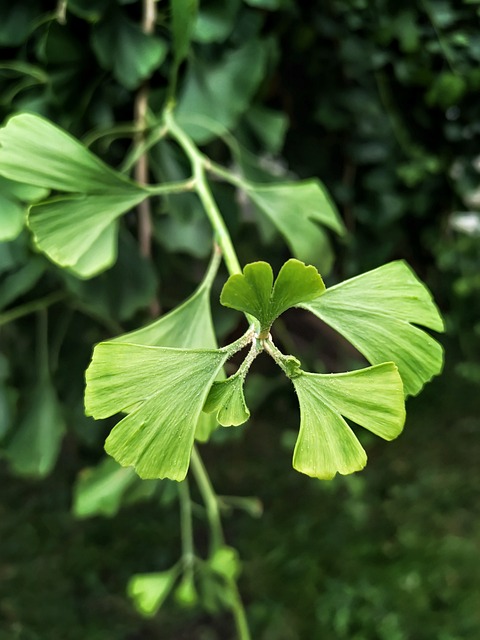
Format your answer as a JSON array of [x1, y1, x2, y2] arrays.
[[85, 252, 444, 482]]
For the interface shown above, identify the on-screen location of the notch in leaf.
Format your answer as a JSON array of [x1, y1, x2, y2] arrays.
[[300, 261, 445, 396], [220, 258, 325, 337]]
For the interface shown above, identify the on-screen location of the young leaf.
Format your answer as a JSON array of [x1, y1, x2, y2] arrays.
[[203, 373, 250, 426], [128, 568, 180, 617], [220, 259, 325, 334], [300, 261, 445, 396], [28, 193, 146, 277], [0, 113, 143, 194], [171, 0, 199, 64], [85, 343, 229, 480], [244, 180, 346, 274], [6, 378, 65, 478], [291, 363, 405, 480]]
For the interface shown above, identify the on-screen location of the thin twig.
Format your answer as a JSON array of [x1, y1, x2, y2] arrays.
[[134, 0, 160, 316]]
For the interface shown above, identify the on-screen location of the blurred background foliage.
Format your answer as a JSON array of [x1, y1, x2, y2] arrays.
[[0, 0, 479, 638]]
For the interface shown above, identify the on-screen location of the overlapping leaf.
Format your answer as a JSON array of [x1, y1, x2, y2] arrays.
[[244, 179, 346, 274], [291, 363, 405, 479], [221, 259, 325, 334], [85, 343, 229, 480], [0, 175, 48, 241], [111, 251, 221, 441], [203, 373, 250, 426], [0, 114, 148, 277], [301, 261, 445, 396]]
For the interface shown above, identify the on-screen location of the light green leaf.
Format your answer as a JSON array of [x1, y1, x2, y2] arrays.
[[128, 568, 180, 617], [176, 39, 268, 144], [85, 344, 229, 480], [208, 546, 241, 581], [73, 457, 139, 518], [92, 11, 168, 90], [245, 179, 346, 274], [6, 379, 65, 478], [220, 259, 325, 334], [28, 192, 145, 277], [292, 363, 405, 480], [113, 251, 219, 349], [301, 261, 445, 396], [174, 574, 199, 608], [0, 113, 143, 194], [203, 373, 250, 426], [110, 251, 221, 441], [171, 0, 198, 63]]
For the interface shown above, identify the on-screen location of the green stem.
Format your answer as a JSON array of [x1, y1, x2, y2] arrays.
[[144, 178, 196, 196], [164, 109, 242, 278], [0, 291, 66, 327], [191, 447, 252, 640], [190, 446, 224, 553], [178, 479, 195, 573], [37, 309, 50, 382]]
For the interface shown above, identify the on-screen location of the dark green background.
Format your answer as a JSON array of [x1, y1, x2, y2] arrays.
[[1, 1, 479, 638]]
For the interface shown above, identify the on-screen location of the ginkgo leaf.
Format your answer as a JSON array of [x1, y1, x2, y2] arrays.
[[112, 250, 220, 349], [203, 373, 250, 426], [128, 568, 180, 617], [85, 343, 229, 480], [28, 193, 145, 277], [244, 180, 346, 274], [0, 113, 143, 194], [220, 259, 325, 335], [300, 261, 445, 396], [6, 378, 65, 478], [171, 0, 198, 64], [291, 363, 405, 480], [111, 250, 221, 440]]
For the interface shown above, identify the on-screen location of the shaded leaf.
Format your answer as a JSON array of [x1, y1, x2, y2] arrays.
[[171, 0, 199, 63], [0, 175, 49, 241], [92, 11, 168, 90], [85, 344, 229, 480], [292, 363, 405, 479], [6, 379, 65, 478], [208, 546, 241, 581], [245, 179, 346, 274], [73, 457, 139, 519], [301, 261, 445, 396], [193, 0, 240, 44], [176, 39, 268, 144]]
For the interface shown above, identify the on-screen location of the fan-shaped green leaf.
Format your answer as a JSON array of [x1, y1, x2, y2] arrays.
[[203, 373, 250, 426], [128, 568, 180, 617], [85, 343, 229, 480], [292, 363, 405, 479], [28, 192, 145, 277], [0, 113, 142, 193], [220, 259, 325, 334], [301, 261, 445, 396], [244, 179, 346, 274]]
